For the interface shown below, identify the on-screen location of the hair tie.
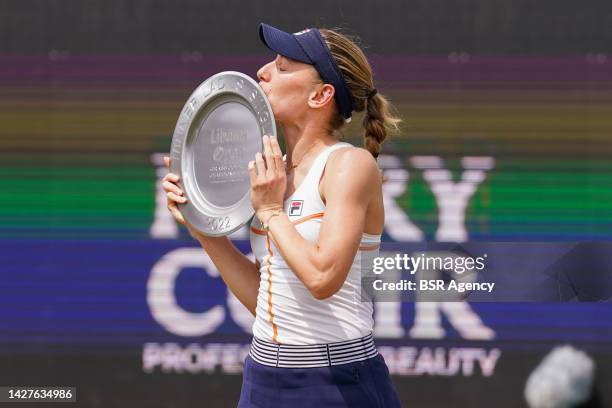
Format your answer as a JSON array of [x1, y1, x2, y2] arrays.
[[367, 88, 378, 99]]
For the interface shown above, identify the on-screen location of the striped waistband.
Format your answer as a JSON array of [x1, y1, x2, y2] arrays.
[[248, 333, 378, 368]]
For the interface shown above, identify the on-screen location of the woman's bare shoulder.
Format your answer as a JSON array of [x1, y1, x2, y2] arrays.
[[328, 146, 379, 176], [324, 146, 381, 191]]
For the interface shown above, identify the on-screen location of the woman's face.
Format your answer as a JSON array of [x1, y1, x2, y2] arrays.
[[257, 54, 322, 124]]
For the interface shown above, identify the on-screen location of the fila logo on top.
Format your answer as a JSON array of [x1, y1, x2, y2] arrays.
[[289, 200, 304, 216]]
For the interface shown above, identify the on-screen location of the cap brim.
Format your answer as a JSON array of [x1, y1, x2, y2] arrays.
[[259, 23, 312, 64]]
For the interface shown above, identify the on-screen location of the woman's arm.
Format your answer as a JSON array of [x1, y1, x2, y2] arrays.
[[192, 234, 260, 315], [249, 138, 380, 300], [163, 156, 260, 316]]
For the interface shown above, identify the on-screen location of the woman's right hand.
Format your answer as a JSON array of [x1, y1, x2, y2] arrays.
[[162, 156, 191, 229]]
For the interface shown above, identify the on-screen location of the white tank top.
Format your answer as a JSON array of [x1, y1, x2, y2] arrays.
[[249, 142, 380, 345]]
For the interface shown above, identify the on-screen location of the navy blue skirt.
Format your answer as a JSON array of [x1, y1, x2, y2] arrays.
[[237, 353, 402, 407]]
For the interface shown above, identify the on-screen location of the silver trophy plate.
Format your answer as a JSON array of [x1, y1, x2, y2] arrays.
[[170, 71, 276, 236]]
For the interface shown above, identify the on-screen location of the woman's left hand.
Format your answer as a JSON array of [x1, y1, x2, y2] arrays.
[[248, 135, 287, 223]]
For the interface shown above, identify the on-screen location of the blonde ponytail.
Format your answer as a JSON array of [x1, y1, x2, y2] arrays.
[[319, 28, 402, 158]]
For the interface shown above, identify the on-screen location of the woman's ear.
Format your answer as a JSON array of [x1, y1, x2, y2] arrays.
[[308, 83, 336, 109]]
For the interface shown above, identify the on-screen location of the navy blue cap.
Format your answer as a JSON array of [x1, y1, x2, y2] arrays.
[[259, 23, 355, 122]]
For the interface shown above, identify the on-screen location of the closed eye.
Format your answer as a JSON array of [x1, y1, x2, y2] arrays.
[[276, 55, 289, 72]]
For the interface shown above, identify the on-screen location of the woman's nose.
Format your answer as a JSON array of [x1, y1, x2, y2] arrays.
[[257, 62, 271, 83]]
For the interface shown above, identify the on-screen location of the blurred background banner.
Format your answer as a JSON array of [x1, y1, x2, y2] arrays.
[[1, 1, 611, 407]]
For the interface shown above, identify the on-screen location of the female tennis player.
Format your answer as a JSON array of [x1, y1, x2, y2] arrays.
[[163, 23, 402, 407]]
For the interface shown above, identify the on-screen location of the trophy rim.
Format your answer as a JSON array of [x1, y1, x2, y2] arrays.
[[169, 71, 276, 236]]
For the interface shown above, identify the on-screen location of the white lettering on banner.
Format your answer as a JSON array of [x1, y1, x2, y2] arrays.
[[371, 250, 494, 340], [147, 248, 255, 337], [410, 155, 494, 242], [149, 153, 493, 241], [149, 153, 180, 239], [146, 248, 493, 340], [142, 343, 501, 377], [142, 342, 250, 374], [147, 154, 496, 341], [373, 302, 405, 338], [377, 155, 424, 242], [409, 251, 495, 340], [391, 155, 495, 340], [409, 302, 495, 340], [378, 346, 501, 377]]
